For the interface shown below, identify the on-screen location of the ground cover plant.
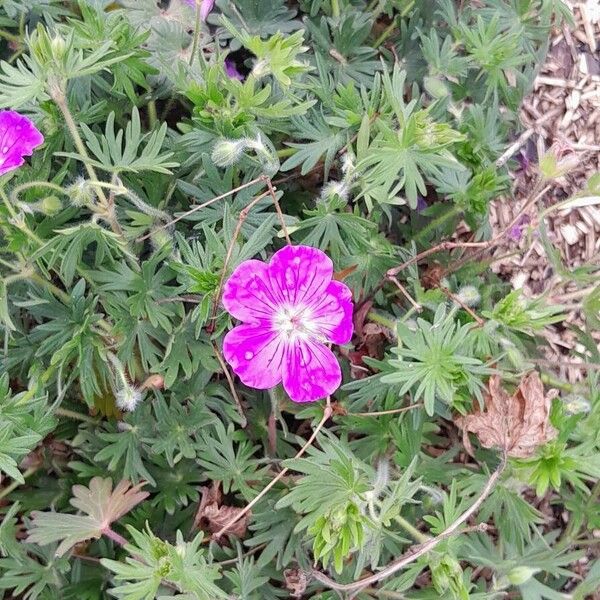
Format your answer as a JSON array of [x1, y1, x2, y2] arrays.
[[0, 0, 599, 598]]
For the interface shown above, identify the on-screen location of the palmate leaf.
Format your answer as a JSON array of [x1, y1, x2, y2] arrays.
[[27, 477, 149, 556], [381, 304, 490, 415], [358, 66, 465, 207], [57, 107, 178, 174], [281, 111, 346, 177], [33, 222, 133, 287], [0, 55, 48, 108], [101, 527, 226, 600], [0, 544, 71, 600]]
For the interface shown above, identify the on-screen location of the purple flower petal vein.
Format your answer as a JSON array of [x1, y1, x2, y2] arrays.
[[0, 111, 44, 177], [222, 245, 354, 403]]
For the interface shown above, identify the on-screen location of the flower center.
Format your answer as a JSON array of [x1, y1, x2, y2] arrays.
[[273, 305, 315, 340]]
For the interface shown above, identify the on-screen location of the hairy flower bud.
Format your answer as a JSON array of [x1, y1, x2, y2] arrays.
[[115, 385, 142, 412], [67, 178, 95, 207], [456, 285, 481, 307], [211, 138, 247, 167], [38, 195, 62, 216]]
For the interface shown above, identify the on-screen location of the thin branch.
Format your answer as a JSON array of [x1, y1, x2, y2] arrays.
[[136, 177, 264, 242], [311, 456, 506, 594], [439, 286, 485, 327], [531, 358, 600, 371], [213, 399, 333, 539], [347, 403, 423, 418], [265, 177, 291, 245], [209, 190, 271, 327], [387, 184, 550, 278], [212, 341, 247, 427], [388, 275, 421, 311]]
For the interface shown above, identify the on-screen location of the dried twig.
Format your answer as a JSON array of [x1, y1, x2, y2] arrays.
[[212, 342, 247, 427], [213, 399, 333, 539], [136, 176, 265, 242]]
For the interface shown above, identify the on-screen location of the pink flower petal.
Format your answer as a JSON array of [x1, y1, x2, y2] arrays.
[[223, 324, 284, 389], [282, 339, 342, 403], [309, 280, 354, 345], [268, 245, 333, 306], [222, 260, 281, 324], [0, 111, 44, 177]]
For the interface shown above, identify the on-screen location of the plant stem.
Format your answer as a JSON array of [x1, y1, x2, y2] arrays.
[[367, 310, 397, 332], [413, 204, 463, 244], [0, 466, 39, 501], [331, 0, 341, 18], [394, 514, 430, 543], [0, 29, 19, 43], [54, 407, 98, 425], [51, 88, 125, 236], [147, 100, 157, 129], [374, 19, 397, 48], [189, 4, 202, 67], [103, 527, 128, 547], [51, 90, 107, 203]]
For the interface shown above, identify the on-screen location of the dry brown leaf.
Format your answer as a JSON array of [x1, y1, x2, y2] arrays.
[[194, 483, 250, 539], [455, 372, 558, 458], [283, 568, 308, 598]]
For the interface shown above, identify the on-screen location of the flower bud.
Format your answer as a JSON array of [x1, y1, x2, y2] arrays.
[[539, 144, 579, 180], [67, 178, 95, 207], [39, 195, 62, 216], [50, 35, 67, 60], [562, 394, 591, 416], [141, 374, 165, 390], [115, 385, 142, 412], [211, 138, 247, 167], [507, 566, 539, 585], [456, 285, 481, 307], [424, 75, 450, 98]]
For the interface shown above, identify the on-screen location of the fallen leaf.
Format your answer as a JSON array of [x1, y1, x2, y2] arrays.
[[194, 483, 250, 540], [284, 568, 308, 598], [455, 372, 558, 458]]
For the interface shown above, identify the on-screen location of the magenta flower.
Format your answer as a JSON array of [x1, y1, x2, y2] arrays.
[[0, 111, 44, 177], [225, 58, 244, 81], [222, 245, 354, 403], [184, 0, 215, 20]]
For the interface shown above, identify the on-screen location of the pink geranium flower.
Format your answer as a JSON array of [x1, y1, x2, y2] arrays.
[[222, 245, 354, 403], [0, 111, 44, 177], [184, 0, 215, 20]]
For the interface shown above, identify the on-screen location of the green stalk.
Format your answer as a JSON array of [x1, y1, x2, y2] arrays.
[[189, 4, 202, 67], [331, 0, 340, 18], [55, 407, 98, 425], [0, 466, 39, 501], [413, 204, 463, 244], [394, 514, 430, 543]]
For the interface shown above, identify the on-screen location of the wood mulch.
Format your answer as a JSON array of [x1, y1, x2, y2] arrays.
[[488, 0, 600, 383]]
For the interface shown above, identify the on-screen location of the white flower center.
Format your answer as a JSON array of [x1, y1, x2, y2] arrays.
[[273, 304, 317, 341]]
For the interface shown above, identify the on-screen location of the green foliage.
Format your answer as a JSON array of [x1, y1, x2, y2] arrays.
[[0, 1, 595, 599], [382, 305, 490, 415], [101, 527, 226, 599]]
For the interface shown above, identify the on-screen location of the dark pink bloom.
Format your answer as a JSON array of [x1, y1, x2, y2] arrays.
[[222, 245, 354, 403], [225, 58, 244, 81], [184, 0, 215, 20], [0, 111, 44, 177]]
